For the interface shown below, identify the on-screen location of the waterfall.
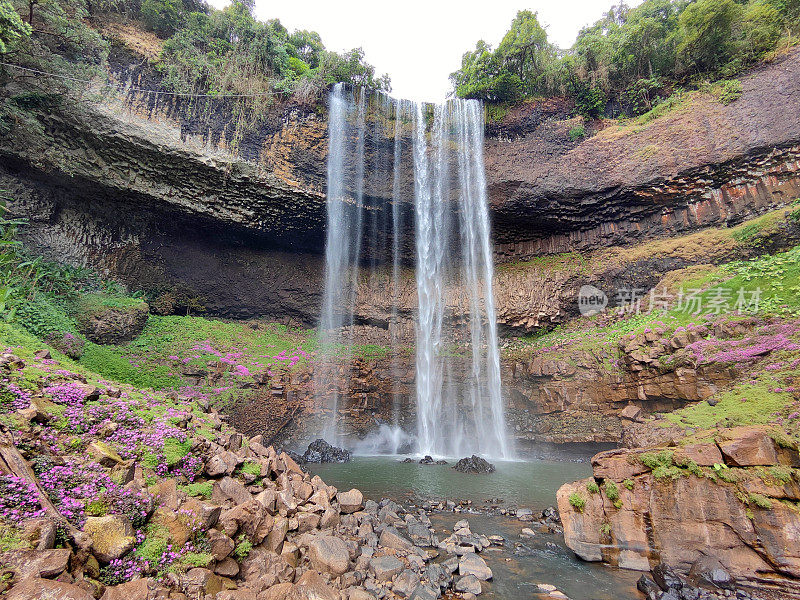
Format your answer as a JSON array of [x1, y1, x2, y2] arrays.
[[316, 83, 367, 445], [318, 85, 511, 459]]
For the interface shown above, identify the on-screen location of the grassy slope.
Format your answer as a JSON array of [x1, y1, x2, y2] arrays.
[[504, 202, 800, 441]]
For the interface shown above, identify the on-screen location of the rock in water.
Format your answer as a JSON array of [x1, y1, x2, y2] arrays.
[[302, 439, 351, 463], [453, 455, 495, 474], [419, 455, 448, 465]]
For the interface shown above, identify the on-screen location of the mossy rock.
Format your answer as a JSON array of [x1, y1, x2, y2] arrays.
[[74, 294, 149, 345], [83, 515, 135, 563], [87, 441, 124, 467]]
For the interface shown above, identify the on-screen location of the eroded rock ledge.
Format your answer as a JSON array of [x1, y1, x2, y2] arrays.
[[557, 426, 800, 596]]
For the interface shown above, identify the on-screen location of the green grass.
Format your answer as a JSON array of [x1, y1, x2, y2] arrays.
[[74, 293, 147, 312], [79, 342, 181, 390], [640, 450, 674, 470], [181, 481, 213, 499], [239, 460, 262, 477], [178, 552, 213, 568], [162, 437, 191, 466], [665, 381, 794, 430]]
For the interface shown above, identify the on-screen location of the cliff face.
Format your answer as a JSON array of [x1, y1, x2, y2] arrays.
[[1, 41, 800, 323], [556, 428, 800, 596]]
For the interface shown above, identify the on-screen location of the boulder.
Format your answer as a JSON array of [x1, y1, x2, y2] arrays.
[[212, 476, 251, 505], [1, 549, 70, 579], [100, 578, 166, 600], [673, 443, 723, 467], [379, 526, 415, 552], [87, 441, 124, 467], [302, 439, 351, 463], [453, 455, 495, 474], [307, 535, 350, 576], [215, 557, 240, 577], [717, 427, 780, 466], [83, 515, 135, 563], [459, 553, 492, 581], [219, 500, 273, 544], [7, 578, 94, 600], [206, 451, 241, 477], [181, 497, 221, 529], [20, 518, 57, 550], [238, 548, 295, 589], [265, 516, 289, 553], [652, 563, 683, 592], [297, 512, 321, 533], [393, 569, 421, 598], [207, 529, 235, 560], [619, 404, 642, 422], [320, 508, 340, 530], [276, 489, 298, 517], [337, 488, 364, 514], [184, 568, 224, 598], [455, 574, 482, 595], [75, 298, 149, 345], [687, 555, 734, 590], [408, 585, 438, 600], [369, 555, 404, 581], [294, 571, 339, 600]]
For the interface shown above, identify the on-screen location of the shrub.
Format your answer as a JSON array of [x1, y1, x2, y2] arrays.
[[586, 481, 600, 494], [162, 437, 191, 467], [234, 535, 252, 559], [239, 461, 261, 477], [604, 481, 620, 502], [623, 478, 635, 490], [0, 0, 32, 53], [574, 85, 606, 119], [717, 79, 742, 105], [640, 450, 674, 470], [686, 460, 704, 477], [180, 552, 212, 568], [569, 125, 586, 141], [16, 297, 76, 340], [599, 523, 612, 536], [45, 332, 85, 360], [766, 466, 793, 484], [653, 465, 685, 480], [141, 0, 184, 35], [568, 492, 586, 512]]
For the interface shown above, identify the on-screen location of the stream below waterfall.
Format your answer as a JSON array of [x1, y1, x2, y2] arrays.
[[308, 456, 641, 600]]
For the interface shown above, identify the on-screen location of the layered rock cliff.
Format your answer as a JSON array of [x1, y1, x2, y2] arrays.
[[557, 427, 800, 596], [1, 34, 799, 322]]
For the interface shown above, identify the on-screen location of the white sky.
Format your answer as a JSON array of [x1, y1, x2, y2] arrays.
[[207, 0, 644, 102]]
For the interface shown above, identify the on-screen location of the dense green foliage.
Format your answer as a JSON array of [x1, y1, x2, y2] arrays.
[[149, 0, 389, 101], [452, 0, 800, 117], [0, 0, 30, 53], [1, 0, 388, 129]]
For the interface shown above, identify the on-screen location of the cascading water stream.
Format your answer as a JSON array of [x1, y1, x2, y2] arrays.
[[318, 85, 511, 460]]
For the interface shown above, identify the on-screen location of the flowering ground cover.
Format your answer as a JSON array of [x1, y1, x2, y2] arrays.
[[0, 323, 241, 579], [503, 241, 800, 439], [77, 315, 316, 406]]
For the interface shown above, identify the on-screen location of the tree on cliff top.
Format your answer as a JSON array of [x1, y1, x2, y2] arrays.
[[452, 0, 799, 118]]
